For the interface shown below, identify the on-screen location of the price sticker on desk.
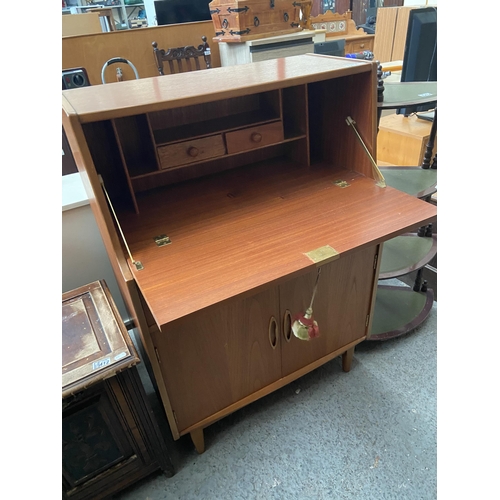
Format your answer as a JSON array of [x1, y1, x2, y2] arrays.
[[92, 358, 111, 370]]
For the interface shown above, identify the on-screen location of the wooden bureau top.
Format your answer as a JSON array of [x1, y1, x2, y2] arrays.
[[62, 54, 373, 123]]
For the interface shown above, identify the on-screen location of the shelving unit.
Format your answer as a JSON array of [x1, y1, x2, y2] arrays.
[[370, 81, 437, 341], [63, 1, 151, 30]]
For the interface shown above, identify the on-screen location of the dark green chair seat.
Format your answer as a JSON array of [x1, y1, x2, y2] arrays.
[[379, 166, 437, 199]]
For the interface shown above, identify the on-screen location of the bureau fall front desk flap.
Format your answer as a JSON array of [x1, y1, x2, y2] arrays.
[[62, 54, 437, 453]]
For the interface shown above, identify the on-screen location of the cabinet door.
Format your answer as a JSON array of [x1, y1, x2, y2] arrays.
[[62, 380, 146, 499], [151, 287, 282, 433], [280, 245, 378, 377]]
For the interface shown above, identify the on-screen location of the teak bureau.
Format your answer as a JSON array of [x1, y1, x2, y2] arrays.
[[62, 54, 437, 453]]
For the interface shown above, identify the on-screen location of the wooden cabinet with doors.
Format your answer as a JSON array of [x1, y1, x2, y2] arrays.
[[150, 244, 378, 437], [62, 54, 437, 454]]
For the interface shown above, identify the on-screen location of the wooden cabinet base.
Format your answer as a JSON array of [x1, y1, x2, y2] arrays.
[[187, 344, 357, 454], [342, 347, 355, 372], [62, 371, 174, 499], [190, 428, 206, 455]]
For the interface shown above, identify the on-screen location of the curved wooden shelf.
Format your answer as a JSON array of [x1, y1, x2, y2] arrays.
[[378, 82, 437, 110], [379, 166, 437, 199], [369, 285, 434, 341], [379, 233, 437, 280]]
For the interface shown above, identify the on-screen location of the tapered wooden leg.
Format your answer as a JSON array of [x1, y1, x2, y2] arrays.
[[342, 347, 355, 372], [190, 428, 205, 454]]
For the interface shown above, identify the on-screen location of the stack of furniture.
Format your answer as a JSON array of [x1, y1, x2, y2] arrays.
[[88, 7, 116, 31], [63, 1, 152, 30], [62, 55, 437, 454], [62, 280, 174, 499], [373, 5, 418, 64]]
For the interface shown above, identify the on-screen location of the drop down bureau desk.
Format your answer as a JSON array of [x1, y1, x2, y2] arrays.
[[62, 54, 437, 454]]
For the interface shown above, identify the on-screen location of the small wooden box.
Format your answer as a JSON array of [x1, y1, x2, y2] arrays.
[[209, 0, 302, 43], [377, 113, 437, 166]]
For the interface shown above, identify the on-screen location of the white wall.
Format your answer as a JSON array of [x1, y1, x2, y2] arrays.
[[62, 174, 130, 323]]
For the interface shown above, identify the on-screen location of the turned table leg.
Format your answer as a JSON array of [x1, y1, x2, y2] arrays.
[[342, 347, 355, 372], [190, 428, 205, 454]]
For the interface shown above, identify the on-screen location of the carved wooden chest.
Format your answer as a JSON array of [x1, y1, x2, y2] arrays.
[[209, 0, 303, 43]]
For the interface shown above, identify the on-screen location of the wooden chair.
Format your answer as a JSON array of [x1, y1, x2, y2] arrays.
[[152, 36, 212, 76]]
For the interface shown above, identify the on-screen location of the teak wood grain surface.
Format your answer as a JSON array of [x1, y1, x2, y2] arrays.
[[119, 160, 436, 328], [62, 54, 373, 123]]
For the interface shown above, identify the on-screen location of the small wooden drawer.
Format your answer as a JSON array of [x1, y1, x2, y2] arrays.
[[225, 121, 284, 155], [348, 38, 374, 54], [157, 134, 226, 170]]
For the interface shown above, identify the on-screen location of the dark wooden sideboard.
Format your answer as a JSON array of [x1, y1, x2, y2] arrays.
[[62, 54, 437, 454], [62, 280, 174, 499]]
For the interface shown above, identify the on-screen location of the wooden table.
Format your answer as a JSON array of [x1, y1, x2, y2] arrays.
[[371, 79, 438, 341], [378, 81, 437, 111]]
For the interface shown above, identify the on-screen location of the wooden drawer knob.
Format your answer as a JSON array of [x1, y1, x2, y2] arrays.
[[251, 132, 262, 143], [360, 44, 365, 48], [187, 146, 199, 157]]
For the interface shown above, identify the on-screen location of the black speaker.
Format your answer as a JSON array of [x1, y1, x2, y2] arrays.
[[62, 67, 90, 90]]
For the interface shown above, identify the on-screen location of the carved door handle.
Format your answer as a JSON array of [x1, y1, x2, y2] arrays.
[[283, 309, 292, 342], [268, 316, 278, 349]]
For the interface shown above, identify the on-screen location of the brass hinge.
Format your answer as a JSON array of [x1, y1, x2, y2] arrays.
[[333, 179, 350, 188], [304, 245, 339, 264], [154, 347, 161, 364], [154, 234, 172, 247], [365, 314, 370, 327]]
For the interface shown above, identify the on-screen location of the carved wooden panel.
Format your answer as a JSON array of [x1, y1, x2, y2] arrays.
[[62, 388, 134, 490], [310, 9, 350, 35]]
